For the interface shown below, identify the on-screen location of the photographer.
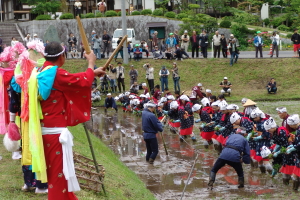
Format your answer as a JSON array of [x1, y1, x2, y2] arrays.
[[107, 64, 117, 93], [159, 66, 170, 92], [68, 33, 77, 53], [116, 62, 125, 93], [130, 81, 139, 94], [181, 30, 190, 52], [143, 63, 154, 92], [270, 31, 280, 58], [114, 37, 124, 62], [129, 65, 138, 86]]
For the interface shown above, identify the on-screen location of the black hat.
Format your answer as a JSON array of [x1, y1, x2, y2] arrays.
[[294, 28, 298, 31], [117, 62, 122, 64]]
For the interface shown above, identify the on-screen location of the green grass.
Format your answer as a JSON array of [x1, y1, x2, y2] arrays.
[[0, 125, 155, 200], [63, 58, 300, 105]]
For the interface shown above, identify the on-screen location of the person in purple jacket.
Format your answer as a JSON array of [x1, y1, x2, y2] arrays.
[[208, 126, 250, 189], [142, 101, 163, 164]]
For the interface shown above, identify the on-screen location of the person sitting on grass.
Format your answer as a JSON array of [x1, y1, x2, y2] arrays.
[[153, 46, 164, 60], [133, 44, 143, 61], [267, 78, 277, 94], [70, 43, 79, 58], [91, 85, 101, 102], [105, 93, 118, 112]]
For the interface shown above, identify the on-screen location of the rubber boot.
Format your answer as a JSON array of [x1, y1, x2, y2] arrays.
[[208, 172, 216, 187], [149, 158, 154, 164], [191, 136, 197, 142], [283, 178, 290, 185], [259, 166, 266, 174], [271, 169, 278, 178], [238, 177, 244, 188], [293, 181, 299, 191], [180, 136, 184, 142]]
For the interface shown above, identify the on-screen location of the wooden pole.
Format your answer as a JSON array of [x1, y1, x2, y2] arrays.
[[76, 16, 91, 54]]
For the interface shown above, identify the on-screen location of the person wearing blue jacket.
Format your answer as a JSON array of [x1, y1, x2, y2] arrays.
[[208, 128, 250, 188], [104, 93, 117, 112], [142, 101, 163, 164], [254, 31, 264, 58], [133, 44, 143, 61]]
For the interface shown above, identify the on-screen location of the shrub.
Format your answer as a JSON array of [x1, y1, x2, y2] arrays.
[[176, 13, 188, 19], [188, 4, 200, 9], [35, 14, 51, 20], [263, 18, 270, 26], [277, 24, 290, 32], [96, 12, 103, 18], [141, 9, 152, 15], [85, 13, 95, 18], [117, 11, 128, 16], [131, 11, 140, 15], [271, 16, 284, 27], [80, 14, 85, 19], [231, 23, 249, 49], [59, 13, 74, 19], [105, 10, 117, 17], [152, 9, 163, 16], [164, 11, 176, 18], [219, 20, 231, 28], [286, 33, 293, 38]]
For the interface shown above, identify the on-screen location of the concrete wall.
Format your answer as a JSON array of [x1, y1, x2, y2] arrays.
[[17, 15, 183, 47]]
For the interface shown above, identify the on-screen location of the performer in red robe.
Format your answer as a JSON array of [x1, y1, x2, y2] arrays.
[[37, 42, 105, 200]]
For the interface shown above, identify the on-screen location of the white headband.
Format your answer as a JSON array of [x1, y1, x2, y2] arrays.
[[287, 114, 300, 125], [230, 112, 241, 124], [263, 117, 277, 130], [192, 104, 202, 112], [276, 107, 287, 113], [201, 97, 210, 107], [170, 101, 179, 109], [180, 95, 190, 102], [44, 47, 65, 57], [250, 108, 266, 119]]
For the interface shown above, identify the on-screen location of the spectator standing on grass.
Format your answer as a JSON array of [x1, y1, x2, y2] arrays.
[[114, 37, 124, 62], [220, 34, 227, 58], [254, 31, 263, 58], [270, 31, 280, 58], [127, 41, 133, 60], [92, 35, 102, 59], [220, 77, 232, 96], [159, 66, 170, 92], [181, 30, 189, 52], [291, 28, 300, 57], [228, 39, 239, 66], [68, 33, 77, 52], [199, 30, 209, 58], [107, 64, 117, 93], [166, 33, 177, 52], [129, 65, 138, 86], [102, 30, 111, 58], [174, 30, 180, 46], [116, 62, 125, 93], [190, 30, 199, 58], [143, 63, 154, 92], [171, 62, 180, 92], [33, 34, 42, 42], [267, 78, 277, 94], [213, 31, 221, 58]]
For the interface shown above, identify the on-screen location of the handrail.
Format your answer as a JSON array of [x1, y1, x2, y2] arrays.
[[15, 23, 25, 42]]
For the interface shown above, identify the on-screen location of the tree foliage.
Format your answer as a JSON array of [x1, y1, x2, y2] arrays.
[[21, 0, 61, 15]]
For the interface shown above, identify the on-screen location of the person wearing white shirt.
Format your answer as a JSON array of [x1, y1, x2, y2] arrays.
[[143, 63, 154, 91], [181, 30, 190, 52], [11, 37, 18, 47], [270, 31, 280, 58], [97, 0, 107, 14], [74, 0, 82, 16]]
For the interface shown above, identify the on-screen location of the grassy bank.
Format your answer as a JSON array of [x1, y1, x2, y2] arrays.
[[0, 125, 155, 200], [63, 58, 300, 105]]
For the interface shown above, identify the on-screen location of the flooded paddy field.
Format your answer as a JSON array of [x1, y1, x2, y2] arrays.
[[87, 101, 300, 199]]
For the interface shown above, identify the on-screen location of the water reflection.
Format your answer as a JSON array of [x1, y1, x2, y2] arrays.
[[87, 108, 289, 199]]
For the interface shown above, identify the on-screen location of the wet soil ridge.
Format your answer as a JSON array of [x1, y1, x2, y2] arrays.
[[87, 103, 300, 199]]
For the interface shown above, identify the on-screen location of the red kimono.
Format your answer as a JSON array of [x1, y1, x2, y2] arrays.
[[0, 68, 14, 134], [40, 61, 94, 200]]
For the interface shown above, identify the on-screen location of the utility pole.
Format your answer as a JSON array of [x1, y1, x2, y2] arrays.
[[121, 0, 128, 64]]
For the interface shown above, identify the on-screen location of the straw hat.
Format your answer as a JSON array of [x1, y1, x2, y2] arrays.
[[28, 49, 44, 61], [243, 99, 256, 107]]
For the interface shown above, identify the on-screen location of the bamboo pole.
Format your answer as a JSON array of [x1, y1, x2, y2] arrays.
[[102, 35, 128, 70], [76, 15, 106, 195]]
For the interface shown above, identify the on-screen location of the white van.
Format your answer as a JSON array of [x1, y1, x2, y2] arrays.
[[112, 28, 140, 49]]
